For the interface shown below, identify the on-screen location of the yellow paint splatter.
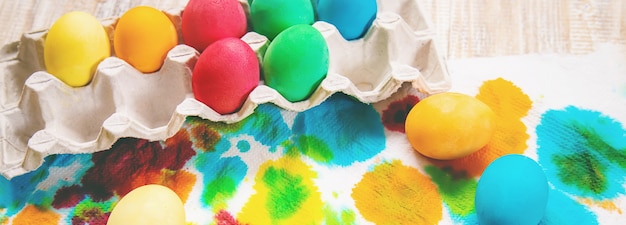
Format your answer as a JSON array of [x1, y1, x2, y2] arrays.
[[324, 205, 357, 225], [579, 198, 623, 214], [432, 78, 532, 177], [11, 205, 60, 225], [238, 156, 323, 224], [352, 160, 442, 225]]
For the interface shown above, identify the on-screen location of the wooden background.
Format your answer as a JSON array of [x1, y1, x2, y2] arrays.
[[0, 0, 624, 59]]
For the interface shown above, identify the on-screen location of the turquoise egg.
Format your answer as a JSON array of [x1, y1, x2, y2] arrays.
[[316, 0, 377, 40], [475, 154, 549, 225]]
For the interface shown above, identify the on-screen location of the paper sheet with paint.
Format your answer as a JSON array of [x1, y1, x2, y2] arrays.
[[1, 44, 625, 224]]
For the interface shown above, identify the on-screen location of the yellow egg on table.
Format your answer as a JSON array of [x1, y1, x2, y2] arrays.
[[44, 11, 110, 87], [107, 184, 186, 225], [405, 92, 496, 160], [114, 6, 178, 73]]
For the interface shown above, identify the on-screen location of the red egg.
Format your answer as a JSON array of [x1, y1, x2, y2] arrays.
[[182, 0, 247, 52], [192, 38, 260, 114]]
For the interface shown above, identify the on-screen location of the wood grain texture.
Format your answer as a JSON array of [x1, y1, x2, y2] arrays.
[[0, 0, 623, 59], [419, 0, 625, 58], [0, 0, 188, 47]]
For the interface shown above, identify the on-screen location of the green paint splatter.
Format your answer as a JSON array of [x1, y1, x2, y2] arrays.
[[296, 135, 334, 163], [31, 191, 53, 210], [263, 166, 310, 219], [537, 106, 626, 199], [573, 122, 626, 169], [70, 197, 114, 223], [552, 151, 607, 194], [186, 116, 243, 133], [281, 140, 301, 158], [424, 166, 477, 217], [196, 153, 247, 209], [340, 209, 356, 224], [324, 206, 357, 225], [203, 176, 238, 207]]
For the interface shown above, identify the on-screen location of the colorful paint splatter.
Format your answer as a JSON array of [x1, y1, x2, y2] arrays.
[[352, 160, 442, 224], [0, 79, 624, 224], [537, 106, 626, 199]]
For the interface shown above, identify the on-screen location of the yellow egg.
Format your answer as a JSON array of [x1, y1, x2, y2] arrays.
[[107, 184, 186, 225], [114, 6, 178, 73], [405, 92, 496, 160], [44, 11, 110, 87]]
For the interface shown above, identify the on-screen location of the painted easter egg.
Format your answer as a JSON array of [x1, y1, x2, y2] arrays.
[[316, 0, 377, 40], [44, 11, 110, 87], [182, 0, 247, 52], [475, 154, 549, 225], [107, 184, 186, 225], [192, 38, 260, 114], [405, 92, 496, 160], [114, 6, 178, 73], [250, 0, 314, 40], [262, 24, 328, 102]]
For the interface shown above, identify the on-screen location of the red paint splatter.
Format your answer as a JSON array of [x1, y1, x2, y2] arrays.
[[163, 131, 198, 170], [52, 185, 85, 209], [381, 95, 420, 133], [80, 129, 197, 201], [215, 210, 247, 225], [190, 120, 222, 152]]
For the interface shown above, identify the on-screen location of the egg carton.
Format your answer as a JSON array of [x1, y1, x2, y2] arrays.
[[0, 0, 450, 179]]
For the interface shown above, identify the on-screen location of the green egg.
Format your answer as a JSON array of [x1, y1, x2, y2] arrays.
[[250, 0, 314, 40], [262, 24, 329, 102]]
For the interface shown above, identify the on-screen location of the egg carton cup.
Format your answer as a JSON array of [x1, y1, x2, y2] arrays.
[[0, 0, 450, 179]]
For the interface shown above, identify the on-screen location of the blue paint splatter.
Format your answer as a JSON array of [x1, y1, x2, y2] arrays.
[[191, 94, 386, 207], [237, 140, 251, 153], [292, 93, 386, 166], [195, 129, 247, 208], [539, 188, 598, 225], [537, 106, 626, 199], [188, 104, 290, 208], [237, 104, 291, 152], [440, 188, 599, 225], [0, 154, 92, 216], [462, 212, 478, 225]]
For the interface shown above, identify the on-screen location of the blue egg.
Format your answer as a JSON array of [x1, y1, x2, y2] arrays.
[[475, 154, 549, 225], [315, 0, 377, 40]]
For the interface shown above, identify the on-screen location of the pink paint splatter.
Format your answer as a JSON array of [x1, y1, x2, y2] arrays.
[[215, 210, 247, 225]]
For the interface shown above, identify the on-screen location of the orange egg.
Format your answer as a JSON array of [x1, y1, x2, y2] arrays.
[[114, 6, 178, 73], [405, 92, 496, 160]]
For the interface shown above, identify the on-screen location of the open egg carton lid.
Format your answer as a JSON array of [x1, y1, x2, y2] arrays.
[[0, 0, 451, 179]]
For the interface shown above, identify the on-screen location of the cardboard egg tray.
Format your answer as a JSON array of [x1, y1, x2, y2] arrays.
[[0, 0, 450, 178]]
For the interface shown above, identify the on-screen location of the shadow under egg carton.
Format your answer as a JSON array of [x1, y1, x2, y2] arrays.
[[0, 0, 450, 179]]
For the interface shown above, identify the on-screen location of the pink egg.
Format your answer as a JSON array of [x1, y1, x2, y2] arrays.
[[182, 0, 247, 52], [192, 38, 260, 114]]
